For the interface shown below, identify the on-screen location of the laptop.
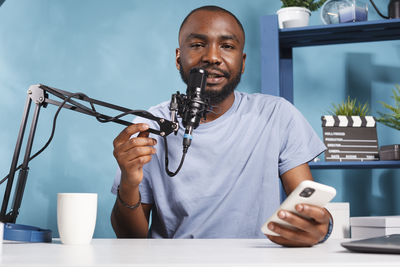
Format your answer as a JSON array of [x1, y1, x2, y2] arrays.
[[341, 234, 400, 254]]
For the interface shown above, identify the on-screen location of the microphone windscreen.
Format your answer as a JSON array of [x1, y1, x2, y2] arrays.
[[187, 68, 207, 97]]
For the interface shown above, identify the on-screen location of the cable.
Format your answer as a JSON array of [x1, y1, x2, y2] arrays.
[[1, 92, 183, 185], [0, 92, 85, 185], [370, 0, 389, 19], [163, 135, 187, 177]]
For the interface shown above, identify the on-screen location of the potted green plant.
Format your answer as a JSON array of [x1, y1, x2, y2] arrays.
[[376, 84, 400, 131], [374, 85, 400, 161], [277, 0, 327, 28], [321, 96, 379, 162], [329, 96, 370, 116]]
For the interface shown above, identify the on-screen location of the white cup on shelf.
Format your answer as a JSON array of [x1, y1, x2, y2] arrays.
[[57, 193, 97, 245]]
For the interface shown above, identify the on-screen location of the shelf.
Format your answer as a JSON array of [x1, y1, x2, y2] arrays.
[[279, 18, 400, 48], [260, 15, 400, 103], [260, 15, 400, 172], [309, 160, 400, 169]]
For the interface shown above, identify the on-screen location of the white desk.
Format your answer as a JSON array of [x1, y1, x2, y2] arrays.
[[1, 238, 400, 266]]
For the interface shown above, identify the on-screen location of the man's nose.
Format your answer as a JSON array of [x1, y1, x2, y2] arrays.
[[202, 44, 222, 65]]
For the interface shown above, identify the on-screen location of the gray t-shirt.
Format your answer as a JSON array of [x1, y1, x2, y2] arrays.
[[112, 91, 326, 238]]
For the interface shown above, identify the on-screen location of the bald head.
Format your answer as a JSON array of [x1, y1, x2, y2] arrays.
[[179, 6, 245, 46]]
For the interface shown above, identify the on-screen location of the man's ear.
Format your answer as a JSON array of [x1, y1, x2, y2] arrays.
[[175, 48, 181, 70]]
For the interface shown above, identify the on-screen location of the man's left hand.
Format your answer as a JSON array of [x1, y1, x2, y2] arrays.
[[266, 204, 331, 247]]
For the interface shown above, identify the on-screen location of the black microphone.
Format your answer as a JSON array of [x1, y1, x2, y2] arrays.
[[182, 68, 208, 152]]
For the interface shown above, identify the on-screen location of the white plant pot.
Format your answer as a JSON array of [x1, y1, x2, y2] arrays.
[[277, 7, 311, 29]]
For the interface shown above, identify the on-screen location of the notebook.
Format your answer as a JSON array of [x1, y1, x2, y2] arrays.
[[341, 234, 400, 254]]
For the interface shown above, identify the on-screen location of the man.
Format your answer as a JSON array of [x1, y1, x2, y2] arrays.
[[111, 5, 331, 247]]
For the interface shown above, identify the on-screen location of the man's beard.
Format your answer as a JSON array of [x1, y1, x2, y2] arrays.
[[179, 62, 242, 106]]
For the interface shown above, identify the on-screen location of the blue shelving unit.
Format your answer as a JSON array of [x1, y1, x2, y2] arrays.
[[309, 160, 400, 169], [260, 15, 400, 170]]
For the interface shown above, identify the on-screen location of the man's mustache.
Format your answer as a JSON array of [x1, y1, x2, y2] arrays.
[[199, 64, 231, 79]]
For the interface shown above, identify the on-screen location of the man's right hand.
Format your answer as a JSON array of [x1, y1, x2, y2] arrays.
[[111, 123, 155, 238], [113, 123, 157, 188]]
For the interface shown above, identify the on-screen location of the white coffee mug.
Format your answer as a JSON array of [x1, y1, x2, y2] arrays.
[[57, 193, 97, 245]]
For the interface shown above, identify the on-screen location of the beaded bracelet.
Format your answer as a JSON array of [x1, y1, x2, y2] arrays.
[[319, 217, 333, 243], [117, 186, 141, 210]]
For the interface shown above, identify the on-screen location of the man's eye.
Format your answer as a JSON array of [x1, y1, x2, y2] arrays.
[[190, 43, 205, 48], [221, 44, 235, 49]]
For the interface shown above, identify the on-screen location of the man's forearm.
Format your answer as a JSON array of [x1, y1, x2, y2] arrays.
[[111, 189, 150, 238]]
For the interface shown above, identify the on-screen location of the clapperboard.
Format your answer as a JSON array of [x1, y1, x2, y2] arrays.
[[321, 115, 379, 162]]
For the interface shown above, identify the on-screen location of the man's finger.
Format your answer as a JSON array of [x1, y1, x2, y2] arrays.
[[275, 210, 317, 234], [266, 221, 318, 246], [295, 204, 330, 224], [113, 123, 149, 147], [138, 130, 150, 138], [114, 138, 157, 158]]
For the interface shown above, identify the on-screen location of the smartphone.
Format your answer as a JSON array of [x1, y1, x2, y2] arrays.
[[261, 180, 336, 236]]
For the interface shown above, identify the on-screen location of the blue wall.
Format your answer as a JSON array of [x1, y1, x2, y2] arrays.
[[0, 0, 399, 238]]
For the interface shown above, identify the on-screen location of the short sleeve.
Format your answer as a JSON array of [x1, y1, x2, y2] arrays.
[[278, 100, 326, 175]]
